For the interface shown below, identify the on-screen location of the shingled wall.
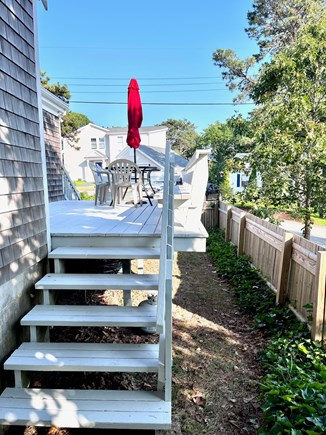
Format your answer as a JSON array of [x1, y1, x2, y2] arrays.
[[0, 0, 48, 364], [43, 110, 65, 202]]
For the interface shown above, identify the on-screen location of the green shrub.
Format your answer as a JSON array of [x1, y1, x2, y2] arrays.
[[80, 192, 95, 200], [73, 178, 86, 185]]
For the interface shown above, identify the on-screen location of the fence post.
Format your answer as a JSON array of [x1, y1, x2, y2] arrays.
[[311, 251, 326, 341], [237, 212, 246, 256], [225, 206, 232, 242], [216, 199, 220, 229], [276, 232, 293, 305]]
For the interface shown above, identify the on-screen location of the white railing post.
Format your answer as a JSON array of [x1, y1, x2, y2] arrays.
[[156, 143, 174, 402], [61, 165, 81, 200]]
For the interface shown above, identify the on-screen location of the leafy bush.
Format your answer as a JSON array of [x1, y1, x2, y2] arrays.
[[73, 178, 86, 185], [207, 229, 326, 434], [260, 339, 326, 434], [80, 192, 95, 200]]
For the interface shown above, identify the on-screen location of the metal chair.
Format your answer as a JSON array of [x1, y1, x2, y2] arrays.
[[107, 159, 143, 207], [89, 162, 111, 205]]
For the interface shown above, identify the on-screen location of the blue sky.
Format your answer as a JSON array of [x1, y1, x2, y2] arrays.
[[37, 0, 257, 133]]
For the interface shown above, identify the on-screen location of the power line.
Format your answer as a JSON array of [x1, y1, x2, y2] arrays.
[[72, 89, 229, 94], [52, 76, 219, 81], [67, 81, 225, 87], [70, 100, 254, 106]]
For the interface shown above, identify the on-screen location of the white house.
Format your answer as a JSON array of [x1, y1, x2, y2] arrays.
[[229, 153, 262, 194], [63, 123, 170, 182]]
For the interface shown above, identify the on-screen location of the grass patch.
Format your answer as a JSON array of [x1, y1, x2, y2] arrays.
[[311, 213, 326, 226], [207, 229, 326, 434], [172, 252, 263, 434]]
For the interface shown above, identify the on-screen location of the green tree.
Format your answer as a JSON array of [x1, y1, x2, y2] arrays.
[[61, 111, 91, 141], [198, 121, 233, 191], [198, 115, 253, 197], [41, 71, 71, 103], [249, 15, 326, 238], [41, 71, 91, 142], [159, 119, 199, 159], [246, 0, 323, 58], [212, 0, 324, 100]]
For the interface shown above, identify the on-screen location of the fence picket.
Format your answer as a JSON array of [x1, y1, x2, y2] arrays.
[[276, 232, 293, 305], [312, 251, 326, 341], [201, 201, 326, 341]]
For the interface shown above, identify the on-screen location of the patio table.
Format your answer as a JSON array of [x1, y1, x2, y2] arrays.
[[138, 165, 161, 196]]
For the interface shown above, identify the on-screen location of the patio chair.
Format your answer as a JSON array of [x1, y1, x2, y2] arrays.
[[89, 162, 111, 205], [107, 159, 143, 207]]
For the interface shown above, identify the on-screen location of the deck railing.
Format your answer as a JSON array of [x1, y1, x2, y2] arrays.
[[201, 201, 326, 341], [61, 165, 81, 200], [156, 142, 174, 401]]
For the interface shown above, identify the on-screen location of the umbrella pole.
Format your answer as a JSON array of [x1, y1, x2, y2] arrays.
[[134, 148, 137, 182]]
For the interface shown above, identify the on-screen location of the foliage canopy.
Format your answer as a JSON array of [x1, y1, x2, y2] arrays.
[[159, 118, 199, 159]]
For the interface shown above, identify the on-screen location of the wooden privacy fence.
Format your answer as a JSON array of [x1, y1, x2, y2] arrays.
[[201, 201, 326, 341]]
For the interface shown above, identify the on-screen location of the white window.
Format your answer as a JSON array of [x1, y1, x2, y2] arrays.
[[117, 136, 123, 145], [99, 137, 105, 149], [91, 138, 97, 149]]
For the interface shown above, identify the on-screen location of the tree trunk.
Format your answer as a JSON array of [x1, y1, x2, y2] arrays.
[[303, 179, 312, 240], [303, 212, 311, 240]]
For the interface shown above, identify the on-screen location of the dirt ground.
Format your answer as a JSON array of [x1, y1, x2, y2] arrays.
[[8, 252, 265, 435]]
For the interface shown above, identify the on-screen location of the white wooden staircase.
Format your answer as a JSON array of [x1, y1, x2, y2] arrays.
[[0, 150, 175, 433]]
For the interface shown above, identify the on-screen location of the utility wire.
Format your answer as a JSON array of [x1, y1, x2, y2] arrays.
[[70, 100, 254, 106], [66, 81, 225, 87], [71, 89, 229, 94], [52, 76, 219, 80]]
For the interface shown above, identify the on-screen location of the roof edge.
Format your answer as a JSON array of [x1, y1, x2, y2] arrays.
[[78, 123, 110, 133], [41, 87, 69, 116]]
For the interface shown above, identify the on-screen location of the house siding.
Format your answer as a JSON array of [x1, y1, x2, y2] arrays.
[[0, 0, 47, 365], [63, 124, 167, 183], [43, 110, 65, 202]]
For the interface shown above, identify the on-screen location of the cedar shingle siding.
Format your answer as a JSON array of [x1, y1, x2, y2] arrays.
[[44, 110, 65, 202], [0, 0, 47, 363]]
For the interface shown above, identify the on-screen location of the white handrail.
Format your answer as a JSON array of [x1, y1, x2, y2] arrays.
[[156, 143, 174, 333], [156, 142, 174, 402], [61, 165, 81, 200]]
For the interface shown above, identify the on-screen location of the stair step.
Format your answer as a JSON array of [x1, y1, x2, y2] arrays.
[[4, 342, 159, 372], [21, 304, 157, 328], [35, 273, 159, 291], [49, 247, 160, 260], [0, 388, 171, 430]]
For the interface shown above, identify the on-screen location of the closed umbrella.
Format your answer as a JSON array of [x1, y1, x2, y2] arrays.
[[127, 78, 143, 163]]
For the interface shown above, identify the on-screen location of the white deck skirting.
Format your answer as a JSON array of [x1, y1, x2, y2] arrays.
[[49, 200, 208, 252]]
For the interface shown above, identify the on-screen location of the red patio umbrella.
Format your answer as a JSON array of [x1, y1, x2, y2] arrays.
[[127, 78, 143, 163]]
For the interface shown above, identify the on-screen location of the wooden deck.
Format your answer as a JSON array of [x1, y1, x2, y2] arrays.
[[49, 200, 208, 252]]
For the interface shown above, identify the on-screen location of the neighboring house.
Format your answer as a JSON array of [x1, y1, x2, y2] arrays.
[[62, 123, 168, 182], [229, 153, 251, 193], [107, 126, 168, 162], [0, 0, 49, 367], [63, 123, 109, 182], [118, 144, 188, 187], [42, 87, 69, 202], [229, 153, 261, 194]]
